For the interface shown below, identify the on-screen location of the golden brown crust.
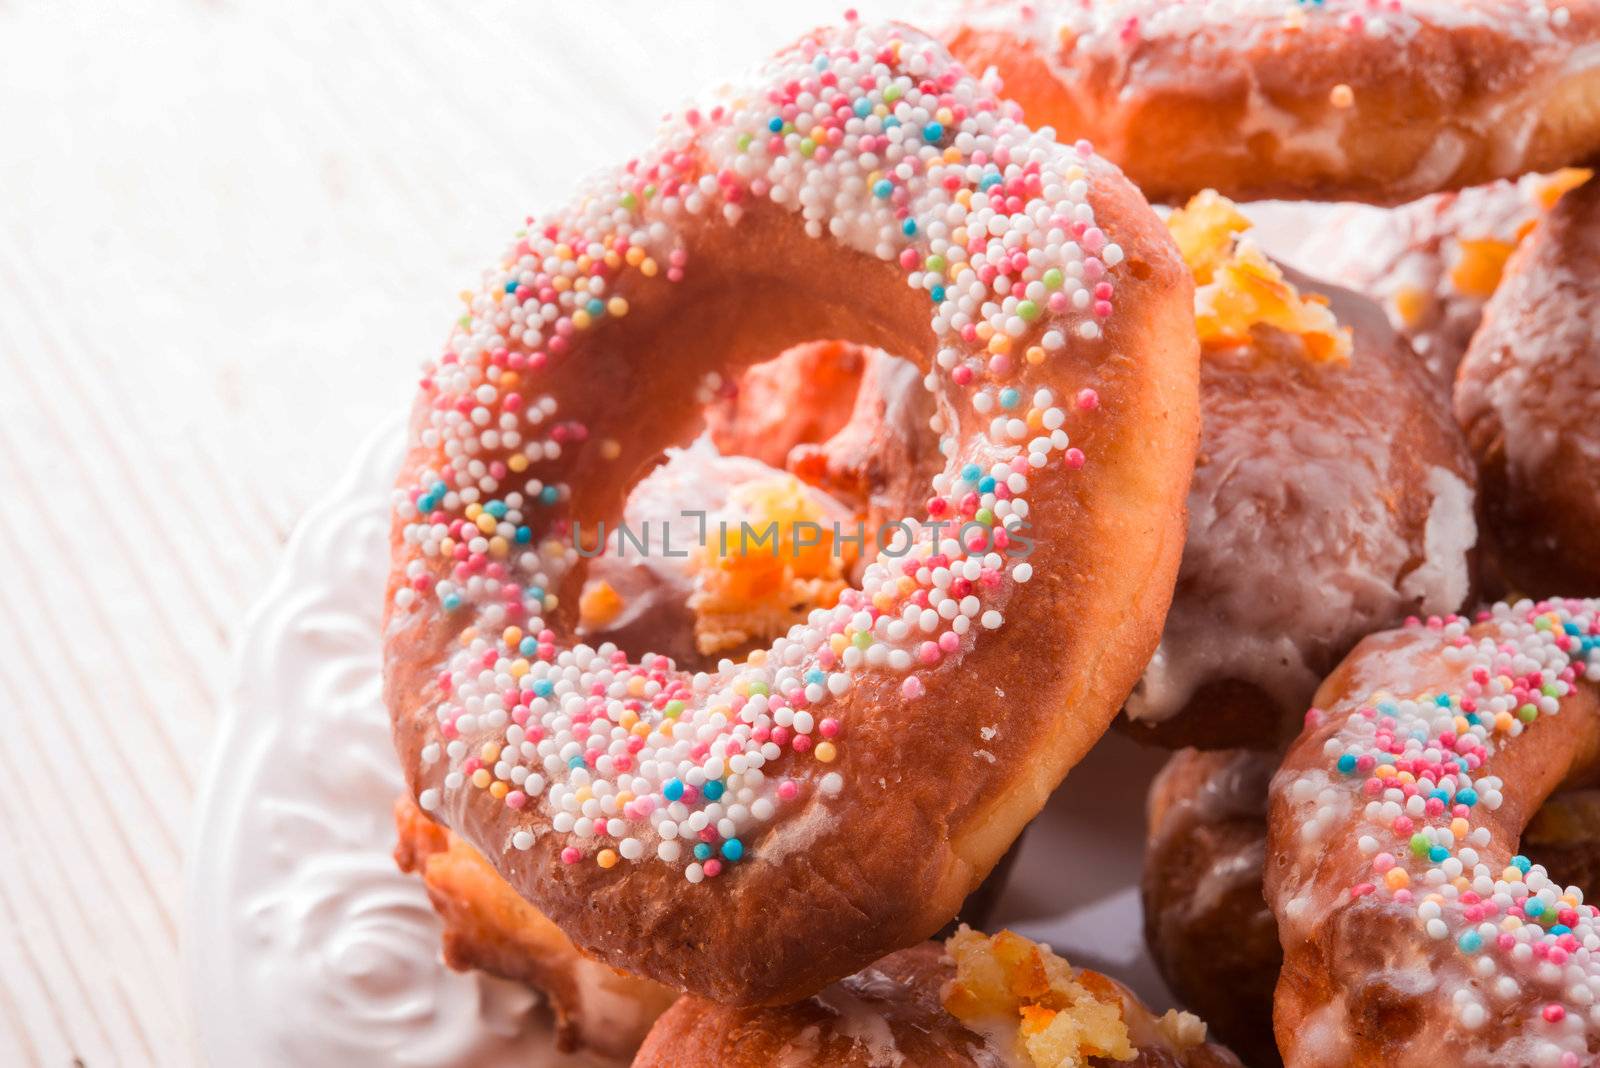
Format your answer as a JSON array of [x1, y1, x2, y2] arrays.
[[385, 104, 1200, 1003], [634, 942, 1243, 1068], [1143, 749, 1284, 1068], [1455, 178, 1600, 599], [392, 797, 676, 1060], [944, 1, 1600, 205], [1123, 266, 1477, 750]]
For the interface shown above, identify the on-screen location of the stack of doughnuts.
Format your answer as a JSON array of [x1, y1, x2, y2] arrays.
[[374, 3, 1600, 1065]]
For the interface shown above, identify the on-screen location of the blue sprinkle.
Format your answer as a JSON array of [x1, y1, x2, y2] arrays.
[[533, 679, 554, 697], [486, 500, 507, 518], [978, 476, 997, 494], [515, 526, 532, 543], [980, 173, 1002, 190], [1436, 694, 1453, 707], [902, 219, 917, 236], [720, 838, 744, 862], [960, 463, 981, 483], [567, 755, 586, 770], [586, 297, 605, 316], [1525, 897, 1546, 917], [922, 121, 943, 142], [1458, 931, 1483, 953], [813, 54, 829, 70], [505, 280, 518, 293], [702, 779, 725, 801], [520, 637, 538, 656], [693, 842, 712, 861], [1514, 855, 1533, 873], [1431, 789, 1450, 803], [526, 586, 545, 602], [999, 388, 1020, 410], [1428, 845, 1449, 863], [873, 179, 893, 199], [441, 593, 462, 611], [1457, 788, 1478, 807], [768, 116, 784, 133], [540, 485, 559, 505], [930, 285, 946, 303], [1337, 753, 1357, 775], [853, 98, 871, 118], [805, 668, 826, 685], [1553, 924, 1573, 936], [883, 116, 900, 128], [663, 779, 685, 802]]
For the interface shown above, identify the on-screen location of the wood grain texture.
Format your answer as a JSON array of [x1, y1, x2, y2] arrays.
[[0, 1, 908, 1062]]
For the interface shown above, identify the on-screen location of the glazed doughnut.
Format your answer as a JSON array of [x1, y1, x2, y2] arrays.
[[1145, 750, 1600, 1067], [943, 1, 1600, 205], [1143, 748, 1284, 1067], [1281, 170, 1590, 385], [1123, 194, 1478, 750], [391, 796, 676, 1060], [384, 20, 1199, 1005], [634, 927, 1243, 1067], [1265, 598, 1600, 1067], [1455, 177, 1600, 599]]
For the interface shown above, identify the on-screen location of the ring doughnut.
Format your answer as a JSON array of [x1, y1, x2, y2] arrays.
[[943, 1, 1600, 205], [1455, 178, 1600, 599], [1265, 598, 1600, 1066], [384, 20, 1199, 1004], [391, 796, 676, 1059], [1145, 749, 1600, 1067], [633, 927, 1243, 1067], [1123, 194, 1478, 749]]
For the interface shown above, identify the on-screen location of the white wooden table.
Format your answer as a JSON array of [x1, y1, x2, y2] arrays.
[[0, 3, 919, 1062]]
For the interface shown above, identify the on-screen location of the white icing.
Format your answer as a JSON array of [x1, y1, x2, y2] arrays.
[[1398, 465, 1477, 614]]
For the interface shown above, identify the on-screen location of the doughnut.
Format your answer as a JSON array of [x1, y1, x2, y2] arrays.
[[1145, 749, 1600, 1067], [633, 927, 1243, 1067], [943, 1, 1600, 205], [391, 796, 676, 1059], [1455, 177, 1600, 599], [1281, 170, 1590, 384], [1123, 193, 1478, 750], [1265, 598, 1600, 1066], [1143, 748, 1284, 1067], [383, 20, 1200, 1005]]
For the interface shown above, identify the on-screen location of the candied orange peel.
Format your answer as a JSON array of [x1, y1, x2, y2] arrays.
[[1168, 190, 1352, 363], [690, 474, 854, 655], [941, 926, 1137, 1067]]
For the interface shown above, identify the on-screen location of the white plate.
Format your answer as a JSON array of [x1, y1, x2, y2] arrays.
[[185, 416, 1175, 1068]]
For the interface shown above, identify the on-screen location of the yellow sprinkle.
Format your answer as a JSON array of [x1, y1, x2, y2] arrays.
[[575, 787, 592, 804], [1503, 866, 1524, 883], [600, 439, 622, 460], [625, 246, 646, 266], [471, 768, 492, 788], [815, 741, 837, 763], [489, 781, 509, 800], [458, 289, 474, 305], [1450, 817, 1469, 840], [607, 297, 629, 317], [1384, 868, 1410, 890], [465, 503, 483, 520], [572, 309, 592, 330], [476, 513, 497, 534], [503, 627, 523, 648], [481, 742, 501, 763], [510, 658, 530, 678], [508, 454, 529, 473], [604, 250, 621, 269], [1329, 83, 1354, 108], [1026, 345, 1046, 365], [555, 243, 574, 260], [553, 275, 572, 292], [641, 258, 659, 277], [597, 849, 619, 869]]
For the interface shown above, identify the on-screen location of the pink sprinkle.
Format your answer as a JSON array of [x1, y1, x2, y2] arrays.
[[1544, 1004, 1566, 1023], [561, 847, 581, 865], [1064, 448, 1085, 469], [918, 641, 940, 664], [505, 790, 527, 810], [1076, 388, 1099, 411], [819, 718, 841, 739], [703, 859, 723, 878], [901, 676, 925, 699], [777, 780, 800, 802]]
